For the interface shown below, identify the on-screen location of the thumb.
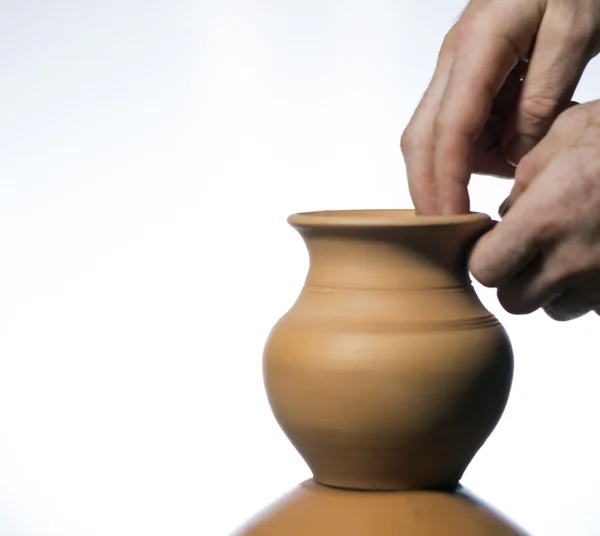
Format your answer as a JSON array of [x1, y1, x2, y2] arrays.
[[502, 5, 593, 166]]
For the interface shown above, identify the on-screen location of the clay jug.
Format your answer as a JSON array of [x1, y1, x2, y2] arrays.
[[263, 209, 513, 492]]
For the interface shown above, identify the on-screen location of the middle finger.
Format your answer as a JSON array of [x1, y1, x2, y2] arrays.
[[402, 25, 458, 215]]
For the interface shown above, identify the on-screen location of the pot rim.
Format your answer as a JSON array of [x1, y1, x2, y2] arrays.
[[288, 209, 491, 228]]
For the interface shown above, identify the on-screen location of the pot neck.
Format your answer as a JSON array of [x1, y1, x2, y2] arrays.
[[292, 222, 491, 291]]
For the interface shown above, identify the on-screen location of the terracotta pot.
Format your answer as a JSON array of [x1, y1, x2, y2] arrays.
[[263, 209, 513, 491]]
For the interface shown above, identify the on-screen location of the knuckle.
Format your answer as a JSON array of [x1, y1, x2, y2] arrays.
[[554, 243, 595, 277], [400, 126, 415, 154], [454, 19, 471, 46], [557, 103, 590, 128], [519, 93, 562, 124], [568, 16, 598, 51], [454, 8, 480, 42], [440, 24, 459, 55], [433, 112, 450, 140], [530, 214, 559, 243], [548, 4, 597, 46]]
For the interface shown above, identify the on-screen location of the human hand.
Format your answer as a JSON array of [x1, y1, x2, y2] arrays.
[[401, 0, 600, 215], [469, 101, 600, 321]]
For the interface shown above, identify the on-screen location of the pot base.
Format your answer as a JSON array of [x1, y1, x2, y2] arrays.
[[299, 445, 466, 491], [233, 479, 528, 536]]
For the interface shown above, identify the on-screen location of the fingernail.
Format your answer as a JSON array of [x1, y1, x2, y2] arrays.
[[498, 197, 510, 217], [504, 135, 538, 166]]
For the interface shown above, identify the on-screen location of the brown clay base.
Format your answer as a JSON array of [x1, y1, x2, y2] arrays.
[[233, 479, 529, 536]]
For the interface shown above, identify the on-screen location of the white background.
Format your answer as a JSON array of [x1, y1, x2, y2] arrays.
[[0, 1, 599, 535]]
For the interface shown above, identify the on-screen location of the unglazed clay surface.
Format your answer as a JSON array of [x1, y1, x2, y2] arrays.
[[234, 210, 524, 536], [263, 210, 513, 491], [234, 480, 527, 536]]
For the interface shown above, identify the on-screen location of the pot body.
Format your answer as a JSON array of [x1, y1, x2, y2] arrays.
[[263, 210, 513, 491]]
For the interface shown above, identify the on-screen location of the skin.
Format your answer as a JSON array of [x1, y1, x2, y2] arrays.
[[401, 0, 600, 320]]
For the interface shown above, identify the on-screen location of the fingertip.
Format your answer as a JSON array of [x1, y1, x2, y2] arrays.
[[404, 148, 439, 215], [434, 131, 472, 216], [497, 285, 540, 315], [408, 185, 439, 215], [438, 174, 471, 215], [440, 191, 470, 215]]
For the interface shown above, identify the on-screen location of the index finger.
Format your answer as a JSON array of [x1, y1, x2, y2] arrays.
[[434, 4, 541, 214]]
